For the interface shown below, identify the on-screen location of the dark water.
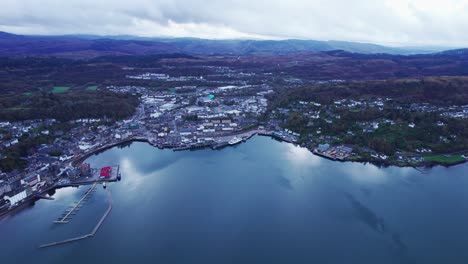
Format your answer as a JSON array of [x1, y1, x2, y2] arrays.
[[1, 136, 468, 264]]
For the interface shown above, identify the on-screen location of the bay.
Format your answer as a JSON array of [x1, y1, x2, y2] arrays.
[[1, 136, 468, 264]]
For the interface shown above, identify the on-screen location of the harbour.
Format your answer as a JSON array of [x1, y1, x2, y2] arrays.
[[53, 183, 97, 224], [1, 137, 468, 264], [39, 188, 113, 248]]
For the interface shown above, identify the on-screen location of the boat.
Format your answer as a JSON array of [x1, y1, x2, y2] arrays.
[[228, 137, 242, 145], [103, 182, 107, 189]]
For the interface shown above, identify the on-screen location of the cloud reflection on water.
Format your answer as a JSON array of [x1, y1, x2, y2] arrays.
[[343, 163, 388, 185], [51, 185, 80, 200], [120, 157, 151, 192], [285, 144, 322, 167], [278, 144, 323, 189]]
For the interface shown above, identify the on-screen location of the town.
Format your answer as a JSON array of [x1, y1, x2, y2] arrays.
[[1, 68, 468, 217], [0, 81, 281, 215]]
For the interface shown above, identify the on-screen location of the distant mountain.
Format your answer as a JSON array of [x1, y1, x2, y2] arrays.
[[0, 31, 456, 58], [118, 37, 445, 55], [0, 32, 180, 58], [436, 48, 468, 57]]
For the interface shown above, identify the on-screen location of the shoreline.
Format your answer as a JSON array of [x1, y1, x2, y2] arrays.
[[1, 131, 465, 220], [76, 131, 467, 169], [0, 179, 116, 220]]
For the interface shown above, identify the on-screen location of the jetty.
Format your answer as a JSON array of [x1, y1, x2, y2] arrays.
[[36, 195, 55, 201]]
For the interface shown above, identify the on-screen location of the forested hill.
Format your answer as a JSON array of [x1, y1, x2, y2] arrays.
[[271, 77, 468, 107], [0, 91, 139, 122]]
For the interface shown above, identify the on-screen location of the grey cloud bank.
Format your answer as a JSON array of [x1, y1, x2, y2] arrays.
[[0, 0, 467, 46]]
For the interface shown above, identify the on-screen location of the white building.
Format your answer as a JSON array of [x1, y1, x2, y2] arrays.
[[4, 190, 28, 206]]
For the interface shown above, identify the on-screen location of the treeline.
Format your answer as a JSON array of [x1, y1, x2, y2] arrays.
[[0, 91, 139, 122], [91, 53, 198, 65], [271, 77, 468, 107], [0, 56, 77, 68], [0, 55, 216, 94]]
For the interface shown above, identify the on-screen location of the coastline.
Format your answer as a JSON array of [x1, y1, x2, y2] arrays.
[[74, 130, 468, 170], [73, 130, 466, 170], [0, 178, 117, 220], [1, 130, 466, 220]]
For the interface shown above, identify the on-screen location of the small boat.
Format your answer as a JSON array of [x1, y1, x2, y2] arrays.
[[228, 137, 242, 145], [103, 182, 107, 189]]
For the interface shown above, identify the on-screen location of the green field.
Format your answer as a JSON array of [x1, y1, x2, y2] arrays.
[[86, 86, 98, 91], [4, 107, 30, 111], [424, 155, 465, 164], [52, 86, 71, 93]]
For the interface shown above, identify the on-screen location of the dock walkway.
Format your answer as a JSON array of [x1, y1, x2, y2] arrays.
[[54, 182, 97, 224]]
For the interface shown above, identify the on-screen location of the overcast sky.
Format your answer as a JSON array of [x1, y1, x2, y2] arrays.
[[0, 0, 467, 47]]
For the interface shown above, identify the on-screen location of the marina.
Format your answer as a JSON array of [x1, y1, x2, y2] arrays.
[[39, 188, 113, 249], [53, 183, 97, 224]]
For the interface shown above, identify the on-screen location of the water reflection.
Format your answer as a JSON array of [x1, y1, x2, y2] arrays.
[[0, 137, 465, 264], [345, 192, 409, 261], [51, 186, 80, 200], [285, 144, 322, 167], [343, 163, 388, 185], [276, 175, 294, 190], [119, 157, 148, 192], [345, 192, 385, 232]]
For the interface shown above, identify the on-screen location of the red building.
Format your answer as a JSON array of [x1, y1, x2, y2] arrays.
[[99, 166, 112, 179]]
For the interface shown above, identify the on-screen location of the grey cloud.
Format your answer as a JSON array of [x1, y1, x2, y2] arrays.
[[0, 0, 467, 46]]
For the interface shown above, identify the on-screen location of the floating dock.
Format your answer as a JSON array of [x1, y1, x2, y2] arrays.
[[54, 183, 97, 224]]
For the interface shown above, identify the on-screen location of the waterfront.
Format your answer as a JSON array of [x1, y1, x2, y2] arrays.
[[1, 137, 468, 263]]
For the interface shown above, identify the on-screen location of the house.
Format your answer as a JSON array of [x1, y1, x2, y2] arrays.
[[21, 174, 40, 187], [408, 123, 416, 128], [0, 181, 12, 196], [4, 139, 19, 148], [179, 128, 195, 136], [363, 127, 375, 133], [317, 144, 330, 152]]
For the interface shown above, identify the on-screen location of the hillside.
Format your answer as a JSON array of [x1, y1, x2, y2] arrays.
[[0, 31, 445, 58], [272, 77, 468, 106]]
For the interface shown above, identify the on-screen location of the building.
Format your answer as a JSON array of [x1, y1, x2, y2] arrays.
[[0, 181, 12, 196], [21, 174, 41, 187], [4, 189, 30, 207], [100, 166, 112, 179], [80, 163, 92, 177], [317, 144, 330, 152]]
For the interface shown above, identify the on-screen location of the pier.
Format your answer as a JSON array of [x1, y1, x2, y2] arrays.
[[39, 188, 113, 249], [54, 182, 97, 224]]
